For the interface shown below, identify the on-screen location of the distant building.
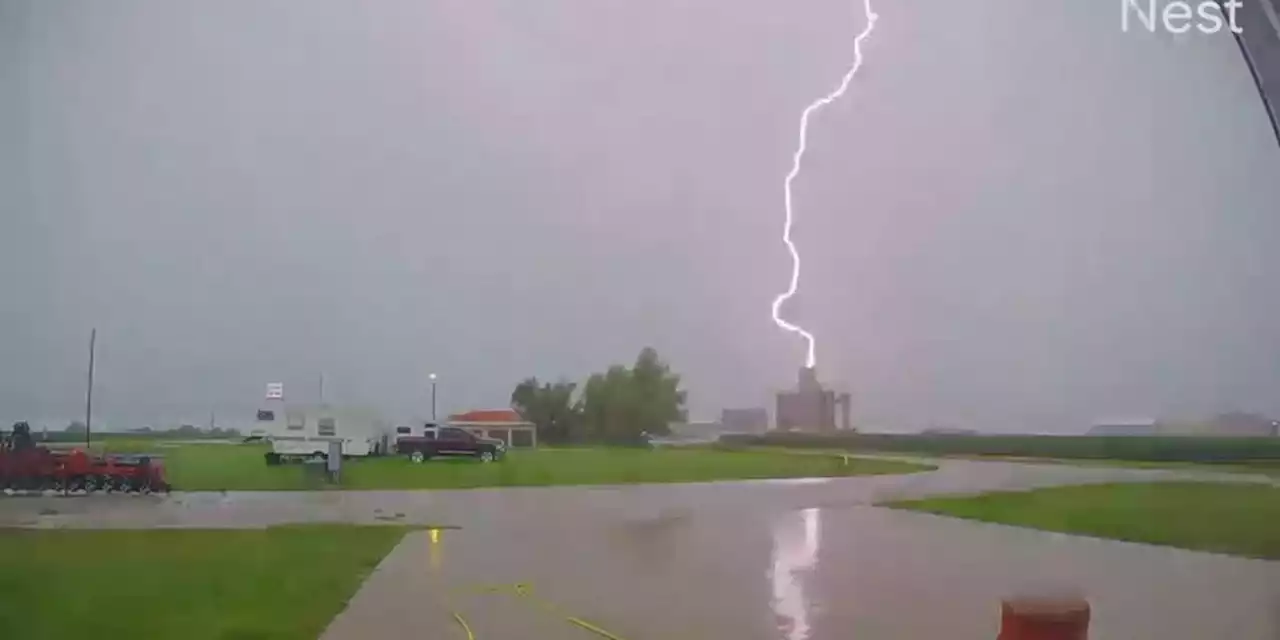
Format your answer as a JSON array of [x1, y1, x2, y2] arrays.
[[775, 367, 852, 432], [921, 427, 978, 436], [721, 408, 769, 433], [1088, 419, 1159, 436], [1143, 413, 1277, 437], [667, 421, 725, 441], [448, 409, 537, 447], [1205, 412, 1278, 437]]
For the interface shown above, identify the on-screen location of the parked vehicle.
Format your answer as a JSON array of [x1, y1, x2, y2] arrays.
[[256, 405, 392, 465], [396, 425, 506, 463], [392, 422, 440, 443], [0, 422, 171, 493]]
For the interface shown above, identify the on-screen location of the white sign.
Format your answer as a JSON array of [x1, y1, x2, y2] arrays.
[[266, 382, 284, 400]]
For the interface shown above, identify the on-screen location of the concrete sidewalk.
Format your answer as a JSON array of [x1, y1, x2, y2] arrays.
[[320, 530, 605, 640]]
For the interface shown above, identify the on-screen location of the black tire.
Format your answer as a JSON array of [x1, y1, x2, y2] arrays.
[[478, 450, 495, 463]]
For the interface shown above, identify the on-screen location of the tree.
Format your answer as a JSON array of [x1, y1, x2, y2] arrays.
[[579, 365, 636, 442], [510, 377, 580, 444], [578, 348, 686, 443], [628, 347, 686, 436], [513, 347, 688, 445]]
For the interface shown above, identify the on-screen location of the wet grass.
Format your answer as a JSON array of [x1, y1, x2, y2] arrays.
[[114, 442, 933, 491], [887, 482, 1280, 559], [725, 432, 1280, 464], [743, 445, 1280, 477], [0, 524, 407, 640], [1016, 457, 1280, 476], [345, 447, 934, 490]]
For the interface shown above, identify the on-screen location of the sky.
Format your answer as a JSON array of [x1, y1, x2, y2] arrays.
[[3, 0, 1279, 433]]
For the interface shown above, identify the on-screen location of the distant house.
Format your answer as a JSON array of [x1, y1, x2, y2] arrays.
[[1088, 419, 1159, 436], [448, 409, 537, 447]]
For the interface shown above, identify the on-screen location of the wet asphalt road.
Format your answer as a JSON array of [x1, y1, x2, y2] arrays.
[[2, 458, 1277, 639], [2, 457, 1274, 530]]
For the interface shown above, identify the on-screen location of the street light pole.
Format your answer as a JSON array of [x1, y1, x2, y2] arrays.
[[429, 373, 438, 422]]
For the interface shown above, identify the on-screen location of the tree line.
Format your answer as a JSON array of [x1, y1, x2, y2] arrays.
[[52, 422, 241, 440], [509, 347, 687, 445]]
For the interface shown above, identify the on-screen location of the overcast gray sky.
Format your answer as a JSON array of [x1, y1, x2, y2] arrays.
[[3, 0, 1279, 432]]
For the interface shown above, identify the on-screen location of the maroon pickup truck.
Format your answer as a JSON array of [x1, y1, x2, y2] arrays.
[[395, 426, 506, 463]]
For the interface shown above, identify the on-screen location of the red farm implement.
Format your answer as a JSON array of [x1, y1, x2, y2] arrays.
[[0, 422, 171, 494]]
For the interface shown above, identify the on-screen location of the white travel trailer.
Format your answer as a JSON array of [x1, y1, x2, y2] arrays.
[[255, 404, 392, 462]]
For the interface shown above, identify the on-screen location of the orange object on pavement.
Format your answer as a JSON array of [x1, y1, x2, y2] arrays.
[[998, 594, 1090, 640]]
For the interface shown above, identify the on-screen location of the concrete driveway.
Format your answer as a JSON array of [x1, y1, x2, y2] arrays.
[[321, 505, 1279, 640]]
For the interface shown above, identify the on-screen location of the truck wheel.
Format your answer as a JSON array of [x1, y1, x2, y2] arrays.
[[410, 451, 426, 464], [479, 451, 494, 463]]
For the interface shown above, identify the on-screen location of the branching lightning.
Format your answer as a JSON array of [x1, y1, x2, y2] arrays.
[[771, 0, 879, 369]]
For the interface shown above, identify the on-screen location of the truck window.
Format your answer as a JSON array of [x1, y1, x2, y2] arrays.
[[395, 426, 411, 434], [256, 410, 275, 422], [318, 417, 336, 436], [441, 427, 468, 440]]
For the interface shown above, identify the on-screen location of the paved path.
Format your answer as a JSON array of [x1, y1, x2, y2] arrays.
[[2, 458, 1277, 639]]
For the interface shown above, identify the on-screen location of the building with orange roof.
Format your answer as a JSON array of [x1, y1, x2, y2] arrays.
[[448, 409, 537, 447]]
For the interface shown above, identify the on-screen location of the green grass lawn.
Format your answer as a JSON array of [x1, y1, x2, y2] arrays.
[[0, 525, 407, 640], [887, 482, 1280, 559], [942, 453, 1280, 476], [1047, 457, 1280, 476], [108, 443, 933, 491]]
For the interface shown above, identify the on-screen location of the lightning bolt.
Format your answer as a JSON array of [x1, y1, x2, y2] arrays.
[[772, 0, 879, 369]]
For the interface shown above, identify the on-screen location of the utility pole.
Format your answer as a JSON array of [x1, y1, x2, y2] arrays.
[[85, 328, 96, 448], [319, 373, 325, 404]]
